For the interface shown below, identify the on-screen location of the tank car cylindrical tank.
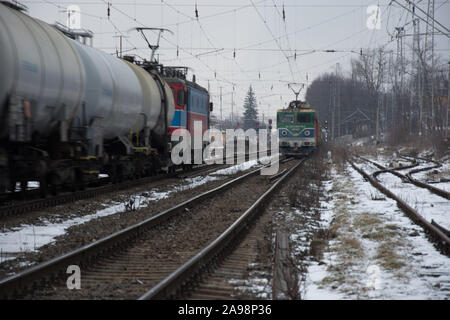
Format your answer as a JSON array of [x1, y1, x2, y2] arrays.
[[0, 5, 84, 139], [0, 4, 174, 143], [0, 3, 177, 194], [70, 40, 143, 140], [123, 60, 174, 138]]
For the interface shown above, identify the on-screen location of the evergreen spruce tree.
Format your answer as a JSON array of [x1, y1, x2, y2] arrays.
[[242, 85, 259, 130]]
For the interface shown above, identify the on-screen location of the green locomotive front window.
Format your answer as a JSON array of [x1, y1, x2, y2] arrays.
[[297, 113, 313, 124], [279, 113, 294, 124]]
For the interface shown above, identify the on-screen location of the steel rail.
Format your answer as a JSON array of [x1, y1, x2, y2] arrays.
[[349, 159, 450, 256], [359, 156, 450, 200], [431, 220, 450, 238], [0, 160, 275, 298], [139, 158, 306, 300], [400, 155, 442, 176], [268, 169, 287, 182], [0, 152, 266, 219], [0, 173, 174, 219]]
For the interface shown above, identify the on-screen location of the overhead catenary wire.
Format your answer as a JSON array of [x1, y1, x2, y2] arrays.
[[25, 0, 448, 122], [100, 0, 238, 88], [249, 0, 295, 82]]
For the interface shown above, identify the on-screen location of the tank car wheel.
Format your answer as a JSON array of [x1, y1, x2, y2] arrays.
[[109, 165, 118, 184], [76, 169, 86, 191], [49, 173, 60, 196], [135, 162, 144, 179], [116, 166, 124, 183], [69, 169, 77, 192], [20, 180, 27, 199], [39, 178, 48, 198], [9, 180, 16, 194]]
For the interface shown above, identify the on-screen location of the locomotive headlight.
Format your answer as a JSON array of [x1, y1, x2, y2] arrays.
[[304, 130, 311, 136], [281, 130, 288, 136]]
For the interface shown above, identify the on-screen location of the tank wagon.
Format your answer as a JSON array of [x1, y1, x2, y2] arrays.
[[0, 3, 209, 196], [277, 100, 321, 156]]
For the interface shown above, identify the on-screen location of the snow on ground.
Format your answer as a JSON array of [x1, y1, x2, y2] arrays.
[[376, 171, 450, 230], [303, 163, 450, 300], [360, 155, 449, 229], [301, 174, 347, 300], [214, 159, 260, 176], [229, 271, 271, 299], [0, 202, 128, 261], [0, 159, 264, 263], [366, 153, 450, 192], [355, 158, 382, 175], [411, 161, 450, 192]]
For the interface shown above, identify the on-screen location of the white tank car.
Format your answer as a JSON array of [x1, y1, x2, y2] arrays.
[[123, 60, 174, 138], [0, 5, 84, 139], [0, 4, 174, 143]]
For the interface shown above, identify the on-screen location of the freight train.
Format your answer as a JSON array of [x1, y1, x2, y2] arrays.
[[277, 100, 321, 156], [0, 3, 211, 196]]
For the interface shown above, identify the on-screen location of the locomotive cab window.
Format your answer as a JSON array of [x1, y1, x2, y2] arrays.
[[279, 113, 294, 124], [176, 89, 184, 107], [297, 113, 312, 124]]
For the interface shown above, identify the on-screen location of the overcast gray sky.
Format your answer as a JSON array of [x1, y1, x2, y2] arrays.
[[19, 0, 450, 124]]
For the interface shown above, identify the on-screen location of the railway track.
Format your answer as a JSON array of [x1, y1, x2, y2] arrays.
[[359, 156, 450, 200], [349, 159, 450, 256], [0, 172, 174, 219], [139, 158, 304, 300], [0, 153, 258, 219], [0, 155, 300, 299]]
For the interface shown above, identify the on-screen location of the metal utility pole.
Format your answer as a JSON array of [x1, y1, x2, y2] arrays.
[[410, 17, 417, 135], [446, 61, 449, 140], [392, 0, 450, 37], [431, 0, 435, 131], [112, 35, 129, 58], [220, 86, 223, 131], [336, 63, 341, 138], [389, 51, 394, 129], [328, 80, 333, 140], [331, 81, 336, 140], [231, 87, 234, 123], [424, 0, 431, 133], [395, 27, 405, 127], [414, 18, 424, 135]]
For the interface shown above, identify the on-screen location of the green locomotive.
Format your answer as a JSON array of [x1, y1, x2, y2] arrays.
[[277, 100, 321, 156]]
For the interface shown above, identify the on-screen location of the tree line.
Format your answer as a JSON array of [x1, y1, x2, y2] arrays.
[[305, 44, 449, 144]]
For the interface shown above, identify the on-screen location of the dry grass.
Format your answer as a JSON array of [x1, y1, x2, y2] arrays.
[[286, 155, 327, 210], [375, 243, 406, 270], [328, 143, 350, 173], [317, 176, 412, 294], [386, 130, 449, 159]]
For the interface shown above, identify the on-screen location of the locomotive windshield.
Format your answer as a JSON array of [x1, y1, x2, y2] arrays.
[[297, 113, 313, 124], [279, 113, 294, 124], [177, 89, 184, 106]]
